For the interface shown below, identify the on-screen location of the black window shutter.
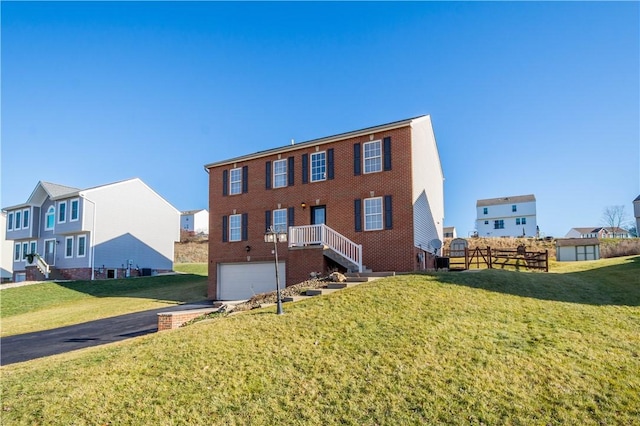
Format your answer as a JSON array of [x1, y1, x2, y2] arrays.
[[383, 137, 392, 171], [242, 166, 249, 193], [354, 143, 361, 176], [287, 156, 295, 186], [265, 161, 272, 190], [327, 148, 334, 180], [222, 215, 228, 242], [241, 213, 248, 241], [354, 199, 362, 232], [384, 195, 393, 230], [287, 207, 295, 227], [222, 170, 229, 196], [265, 210, 272, 233], [302, 154, 309, 184]]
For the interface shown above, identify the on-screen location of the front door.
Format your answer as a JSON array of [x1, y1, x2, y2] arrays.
[[44, 240, 56, 265], [311, 205, 326, 225]]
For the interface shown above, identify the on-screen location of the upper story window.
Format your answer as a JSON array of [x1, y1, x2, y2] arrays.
[[273, 209, 287, 233], [45, 206, 55, 230], [7, 212, 14, 231], [483, 207, 488, 215], [70, 199, 79, 221], [494, 220, 504, 229], [273, 159, 287, 188], [310, 152, 326, 182], [229, 168, 242, 195], [363, 140, 382, 174], [22, 209, 30, 229], [58, 201, 67, 223], [229, 214, 242, 242], [15, 211, 22, 230], [364, 197, 383, 231], [512, 205, 517, 212]]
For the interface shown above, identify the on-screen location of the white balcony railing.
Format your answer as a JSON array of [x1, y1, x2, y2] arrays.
[[288, 224, 362, 273], [26, 253, 50, 279]]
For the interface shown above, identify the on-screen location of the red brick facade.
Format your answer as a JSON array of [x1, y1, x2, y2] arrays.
[[206, 118, 442, 300]]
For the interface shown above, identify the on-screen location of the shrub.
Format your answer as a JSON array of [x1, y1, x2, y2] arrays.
[[600, 238, 640, 258]]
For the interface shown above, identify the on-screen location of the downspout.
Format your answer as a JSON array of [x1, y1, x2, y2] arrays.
[[81, 194, 97, 281]]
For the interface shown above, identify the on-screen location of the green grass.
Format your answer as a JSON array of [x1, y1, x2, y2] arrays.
[[1, 270, 207, 336], [1, 256, 639, 424]]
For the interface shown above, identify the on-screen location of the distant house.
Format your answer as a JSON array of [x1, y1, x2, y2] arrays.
[[181, 209, 209, 235], [1, 212, 13, 282], [565, 227, 631, 239], [443, 226, 457, 238], [634, 195, 640, 235], [556, 238, 600, 262], [3, 178, 180, 282], [475, 194, 537, 237]]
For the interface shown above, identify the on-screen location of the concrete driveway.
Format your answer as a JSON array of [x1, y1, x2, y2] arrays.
[[1, 301, 213, 366]]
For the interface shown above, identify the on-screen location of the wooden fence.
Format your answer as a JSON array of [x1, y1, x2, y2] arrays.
[[442, 246, 548, 272]]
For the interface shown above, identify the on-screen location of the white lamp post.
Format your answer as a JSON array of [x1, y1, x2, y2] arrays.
[[264, 226, 287, 315]]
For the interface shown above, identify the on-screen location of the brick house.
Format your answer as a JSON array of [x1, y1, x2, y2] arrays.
[[204, 115, 444, 300]]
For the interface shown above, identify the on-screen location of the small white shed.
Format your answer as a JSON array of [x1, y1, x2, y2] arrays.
[[555, 238, 600, 262]]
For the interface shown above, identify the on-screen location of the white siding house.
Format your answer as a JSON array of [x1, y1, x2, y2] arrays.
[[3, 178, 180, 281], [634, 195, 640, 235], [181, 209, 209, 235], [476, 194, 537, 237]]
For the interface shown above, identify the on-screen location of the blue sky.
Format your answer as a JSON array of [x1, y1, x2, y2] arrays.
[[2, 1, 638, 237]]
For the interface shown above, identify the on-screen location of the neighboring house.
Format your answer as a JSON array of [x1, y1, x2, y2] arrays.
[[3, 178, 180, 282], [181, 209, 209, 235], [565, 227, 631, 239], [634, 195, 640, 235], [1, 212, 13, 282], [556, 238, 600, 262], [204, 115, 445, 300], [443, 226, 457, 238], [475, 194, 537, 237]]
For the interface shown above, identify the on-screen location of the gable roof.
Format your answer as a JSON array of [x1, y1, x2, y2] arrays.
[[570, 227, 629, 235], [204, 115, 429, 170], [182, 209, 207, 215], [476, 194, 535, 207], [634, 194, 640, 202]]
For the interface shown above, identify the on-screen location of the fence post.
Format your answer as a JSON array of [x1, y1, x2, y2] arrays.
[[488, 246, 492, 269], [465, 247, 469, 270], [545, 250, 548, 272]]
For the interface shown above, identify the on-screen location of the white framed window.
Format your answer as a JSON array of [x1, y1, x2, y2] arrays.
[[483, 207, 488, 215], [494, 220, 504, 229], [77, 235, 87, 257], [15, 211, 21, 230], [273, 159, 287, 188], [516, 218, 521, 225], [310, 152, 326, 182], [273, 209, 287, 233], [364, 197, 383, 231], [229, 168, 242, 195], [229, 214, 242, 242], [522, 217, 527, 225], [70, 199, 80, 222], [7, 212, 13, 231], [14, 243, 21, 262], [512, 205, 517, 212], [29, 241, 37, 256], [22, 242, 29, 260], [22, 209, 30, 229], [58, 201, 67, 223], [65, 236, 74, 258], [363, 140, 382, 174], [45, 206, 55, 230]]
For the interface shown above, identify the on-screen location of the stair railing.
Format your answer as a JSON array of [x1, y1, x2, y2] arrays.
[[289, 224, 362, 272]]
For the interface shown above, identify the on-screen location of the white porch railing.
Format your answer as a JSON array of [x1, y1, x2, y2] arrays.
[[27, 254, 50, 279], [288, 224, 363, 273]]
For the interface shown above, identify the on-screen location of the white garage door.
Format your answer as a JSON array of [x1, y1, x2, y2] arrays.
[[218, 262, 286, 301]]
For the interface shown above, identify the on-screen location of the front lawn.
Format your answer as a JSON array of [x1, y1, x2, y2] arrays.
[[1, 256, 638, 424]]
